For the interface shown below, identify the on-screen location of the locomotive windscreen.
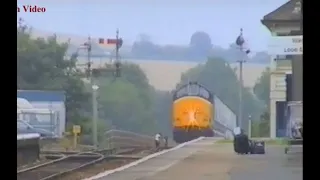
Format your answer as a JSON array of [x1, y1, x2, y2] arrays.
[[174, 82, 212, 102]]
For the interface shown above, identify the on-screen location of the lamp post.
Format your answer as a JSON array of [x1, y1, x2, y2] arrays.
[[248, 115, 252, 138], [235, 28, 250, 130], [235, 28, 245, 129], [92, 84, 99, 148]]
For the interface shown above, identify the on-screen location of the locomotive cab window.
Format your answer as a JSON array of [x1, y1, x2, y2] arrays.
[[174, 83, 211, 101]]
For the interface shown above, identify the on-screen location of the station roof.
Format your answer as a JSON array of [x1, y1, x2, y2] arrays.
[[17, 90, 65, 102], [262, 0, 301, 23]]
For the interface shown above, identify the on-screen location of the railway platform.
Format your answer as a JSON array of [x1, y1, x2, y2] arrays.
[[87, 137, 302, 180]]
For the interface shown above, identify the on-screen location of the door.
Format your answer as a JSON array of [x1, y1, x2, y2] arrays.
[[276, 101, 287, 137]]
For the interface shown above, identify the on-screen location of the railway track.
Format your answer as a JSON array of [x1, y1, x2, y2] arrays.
[[17, 148, 141, 180], [39, 148, 116, 158], [18, 130, 174, 180]]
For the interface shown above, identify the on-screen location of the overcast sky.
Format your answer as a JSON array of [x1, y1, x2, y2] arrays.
[[18, 0, 288, 51]]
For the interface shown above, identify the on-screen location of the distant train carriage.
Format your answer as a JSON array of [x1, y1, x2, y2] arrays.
[[172, 81, 237, 143], [213, 96, 237, 139]]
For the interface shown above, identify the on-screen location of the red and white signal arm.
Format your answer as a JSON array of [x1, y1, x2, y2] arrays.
[[98, 38, 123, 48]]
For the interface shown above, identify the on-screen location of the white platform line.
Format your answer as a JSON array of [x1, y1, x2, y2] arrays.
[[84, 137, 205, 180]]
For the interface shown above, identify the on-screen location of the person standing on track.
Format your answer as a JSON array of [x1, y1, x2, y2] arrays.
[[163, 136, 168, 148], [155, 133, 161, 149]]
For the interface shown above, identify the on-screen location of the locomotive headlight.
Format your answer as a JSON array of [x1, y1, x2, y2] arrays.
[[188, 111, 196, 123], [187, 110, 200, 127]]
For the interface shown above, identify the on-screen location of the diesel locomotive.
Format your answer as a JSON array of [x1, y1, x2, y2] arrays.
[[172, 81, 237, 143], [172, 82, 214, 143]]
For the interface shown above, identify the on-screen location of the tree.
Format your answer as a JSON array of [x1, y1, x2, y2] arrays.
[[188, 31, 212, 59], [159, 45, 189, 60], [94, 63, 158, 135], [251, 110, 270, 137], [251, 69, 271, 137], [251, 52, 270, 64], [17, 25, 160, 140], [18, 23, 229, 142], [129, 33, 271, 64], [152, 90, 173, 136], [253, 67, 270, 107], [131, 33, 161, 58], [17, 25, 90, 128]]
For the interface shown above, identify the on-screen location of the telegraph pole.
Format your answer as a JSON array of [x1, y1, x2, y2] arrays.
[[76, 30, 123, 149], [81, 36, 98, 149], [86, 36, 92, 80], [84, 36, 98, 149], [115, 29, 120, 63], [113, 29, 122, 77]]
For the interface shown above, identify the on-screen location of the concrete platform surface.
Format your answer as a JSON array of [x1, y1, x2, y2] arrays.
[[229, 145, 302, 180], [90, 138, 302, 180]]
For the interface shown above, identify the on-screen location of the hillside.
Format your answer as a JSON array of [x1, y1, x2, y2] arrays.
[[76, 57, 268, 91], [31, 29, 269, 90], [31, 29, 270, 64]]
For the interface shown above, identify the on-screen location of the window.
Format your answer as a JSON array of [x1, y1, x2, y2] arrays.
[[276, 60, 291, 68], [276, 55, 293, 60], [290, 30, 302, 36], [17, 120, 31, 129], [276, 55, 287, 60], [175, 84, 210, 100], [277, 32, 290, 36]]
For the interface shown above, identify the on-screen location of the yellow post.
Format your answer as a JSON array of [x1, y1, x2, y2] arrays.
[[73, 134, 78, 149], [72, 125, 81, 150]]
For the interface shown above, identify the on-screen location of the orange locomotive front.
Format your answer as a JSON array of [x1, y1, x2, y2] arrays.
[[172, 82, 214, 143]]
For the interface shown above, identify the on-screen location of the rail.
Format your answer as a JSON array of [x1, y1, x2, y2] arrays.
[[104, 129, 177, 148], [17, 147, 139, 180], [17, 152, 103, 180], [18, 130, 173, 180]]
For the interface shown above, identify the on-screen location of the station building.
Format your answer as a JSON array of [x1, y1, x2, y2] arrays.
[[261, 0, 302, 138], [17, 90, 66, 137]]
